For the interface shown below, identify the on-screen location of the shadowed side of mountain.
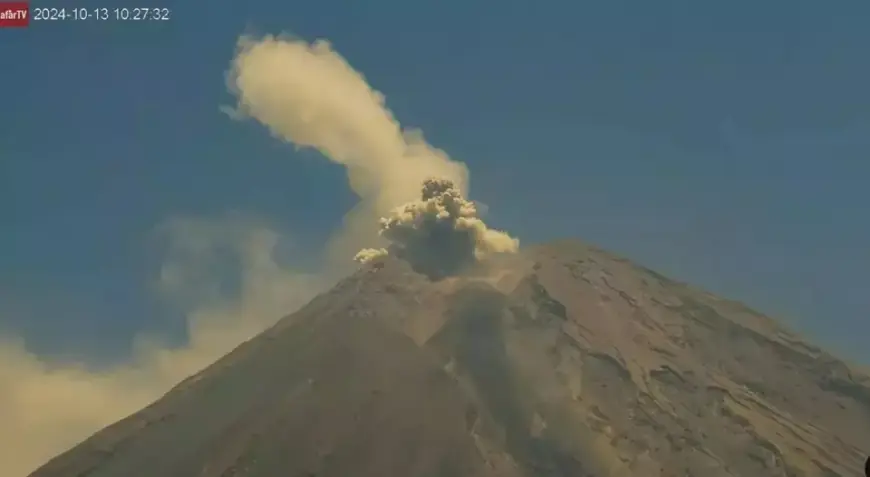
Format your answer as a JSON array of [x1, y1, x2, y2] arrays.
[[28, 239, 870, 477], [503, 241, 870, 476]]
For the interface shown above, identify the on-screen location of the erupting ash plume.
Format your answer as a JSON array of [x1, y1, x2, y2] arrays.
[[225, 35, 470, 263], [226, 33, 519, 277], [355, 178, 519, 278]]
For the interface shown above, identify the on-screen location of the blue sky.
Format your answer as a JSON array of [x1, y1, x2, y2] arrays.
[[2, 0, 869, 370]]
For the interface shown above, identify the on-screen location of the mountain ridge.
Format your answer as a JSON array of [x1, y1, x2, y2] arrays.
[[28, 239, 870, 477]]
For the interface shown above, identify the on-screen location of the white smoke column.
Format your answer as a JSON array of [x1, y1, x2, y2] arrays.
[[355, 178, 519, 278], [225, 35, 469, 262]]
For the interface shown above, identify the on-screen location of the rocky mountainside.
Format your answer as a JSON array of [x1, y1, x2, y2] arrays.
[[28, 241, 870, 477]]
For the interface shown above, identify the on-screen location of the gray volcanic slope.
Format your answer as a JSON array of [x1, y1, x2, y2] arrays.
[[29, 241, 870, 477]]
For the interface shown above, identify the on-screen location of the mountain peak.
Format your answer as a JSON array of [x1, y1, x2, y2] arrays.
[[30, 240, 870, 477]]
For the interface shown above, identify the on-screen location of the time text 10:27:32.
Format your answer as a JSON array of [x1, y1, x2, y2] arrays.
[[33, 7, 171, 22]]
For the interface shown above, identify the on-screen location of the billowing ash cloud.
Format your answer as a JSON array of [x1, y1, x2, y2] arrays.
[[225, 33, 517, 279], [225, 35, 469, 265], [355, 178, 519, 278]]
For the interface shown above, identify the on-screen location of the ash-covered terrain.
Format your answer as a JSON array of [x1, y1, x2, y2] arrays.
[[28, 239, 870, 477]]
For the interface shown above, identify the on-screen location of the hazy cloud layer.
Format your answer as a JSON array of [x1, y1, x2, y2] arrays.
[[356, 178, 519, 278], [1, 33, 490, 476], [0, 216, 327, 477]]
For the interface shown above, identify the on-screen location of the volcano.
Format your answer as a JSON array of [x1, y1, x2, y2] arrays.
[[28, 241, 869, 477]]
